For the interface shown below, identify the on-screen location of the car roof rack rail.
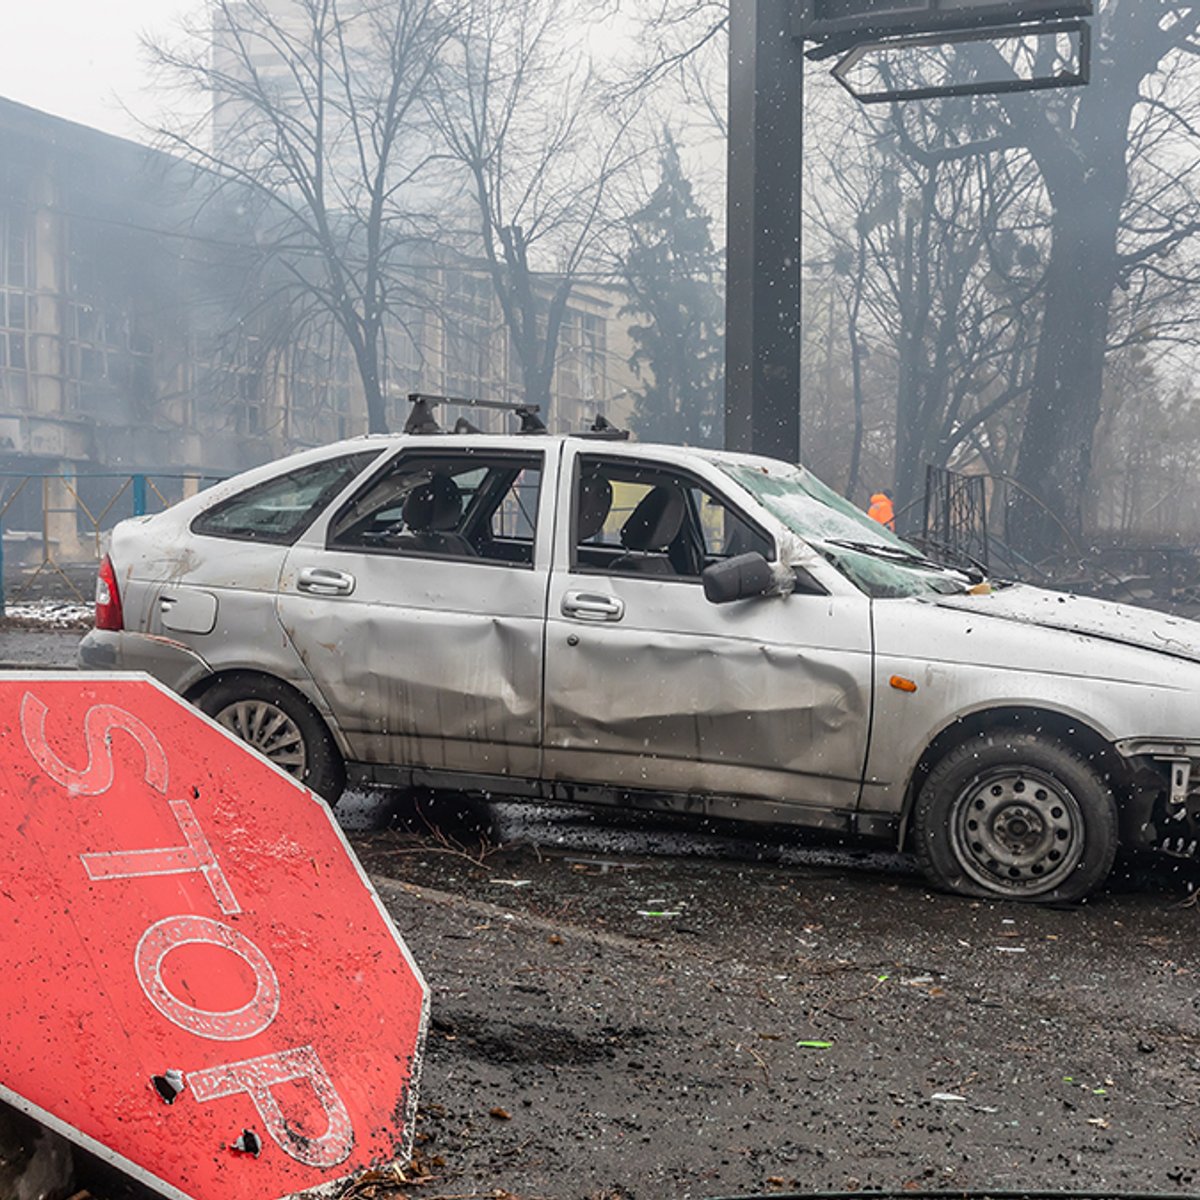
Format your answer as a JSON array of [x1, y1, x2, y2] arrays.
[[577, 413, 630, 441], [404, 392, 547, 435]]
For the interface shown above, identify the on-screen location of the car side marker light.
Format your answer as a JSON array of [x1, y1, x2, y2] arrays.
[[890, 675, 918, 693]]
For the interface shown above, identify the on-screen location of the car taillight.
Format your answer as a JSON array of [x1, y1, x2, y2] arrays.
[[95, 555, 124, 631]]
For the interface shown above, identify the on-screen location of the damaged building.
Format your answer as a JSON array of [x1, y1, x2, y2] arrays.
[[0, 96, 634, 563]]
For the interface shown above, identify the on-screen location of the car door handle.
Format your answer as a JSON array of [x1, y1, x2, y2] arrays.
[[296, 566, 356, 596], [562, 590, 624, 621]]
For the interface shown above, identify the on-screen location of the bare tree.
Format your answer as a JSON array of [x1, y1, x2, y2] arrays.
[[803, 8, 1200, 555], [992, 1, 1200, 557], [147, 0, 459, 433], [619, 0, 729, 139], [805, 83, 1047, 521], [432, 0, 645, 417], [613, 0, 1200, 562]]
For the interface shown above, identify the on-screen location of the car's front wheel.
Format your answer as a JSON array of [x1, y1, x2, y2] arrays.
[[196, 675, 345, 804], [913, 731, 1118, 903]]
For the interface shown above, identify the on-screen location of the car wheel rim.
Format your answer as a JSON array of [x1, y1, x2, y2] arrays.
[[949, 767, 1084, 895], [214, 700, 308, 779]]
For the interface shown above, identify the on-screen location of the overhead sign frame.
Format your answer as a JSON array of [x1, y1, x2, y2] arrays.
[[830, 17, 1091, 102], [796, 0, 1094, 56], [722, 0, 1096, 466]]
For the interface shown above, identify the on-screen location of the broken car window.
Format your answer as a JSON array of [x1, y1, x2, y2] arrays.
[[190, 450, 380, 545], [718, 459, 973, 598], [688, 485, 774, 563], [573, 457, 771, 580], [327, 451, 543, 566]]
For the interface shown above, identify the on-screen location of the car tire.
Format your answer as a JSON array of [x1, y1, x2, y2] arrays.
[[196, 675, 346, 804], [913, 731, 1118, 903]]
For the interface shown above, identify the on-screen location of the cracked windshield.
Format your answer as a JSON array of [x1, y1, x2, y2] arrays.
[[6, 3, 1200, 1200]]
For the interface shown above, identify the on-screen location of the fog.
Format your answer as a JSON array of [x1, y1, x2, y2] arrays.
[[1, 0, 196, 138]]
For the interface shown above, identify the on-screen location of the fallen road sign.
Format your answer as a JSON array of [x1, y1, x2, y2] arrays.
[[0, 674, 428, 1200]]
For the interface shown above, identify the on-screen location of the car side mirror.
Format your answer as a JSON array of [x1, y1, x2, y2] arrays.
[[702, 552, 775, 604]]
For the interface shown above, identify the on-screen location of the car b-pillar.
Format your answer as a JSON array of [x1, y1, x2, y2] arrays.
[[725, 0, 803, 463]]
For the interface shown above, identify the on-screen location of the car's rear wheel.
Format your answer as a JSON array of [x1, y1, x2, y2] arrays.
[[197, 676, 345, 804], [913, 731, 1118, 903]]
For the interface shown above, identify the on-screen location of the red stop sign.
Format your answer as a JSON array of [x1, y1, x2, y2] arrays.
[[0, 675, 427, 1200]]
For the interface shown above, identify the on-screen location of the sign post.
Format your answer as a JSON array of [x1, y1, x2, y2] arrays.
[[723, 0, 1095, 465], [725, 0, 805, 463], [0, 675, 427, 1200]]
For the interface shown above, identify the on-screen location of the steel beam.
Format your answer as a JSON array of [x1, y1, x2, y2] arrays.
[[724, 0, 804, 462]]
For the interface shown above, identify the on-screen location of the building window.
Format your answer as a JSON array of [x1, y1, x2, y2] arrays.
[[68, 302, 154, 419], [282, 326, 355, 444], [442, 269, 500, 428], [553, 308, 607, 431], [66, 218, 157, 421], [0, 205, 31, 409]]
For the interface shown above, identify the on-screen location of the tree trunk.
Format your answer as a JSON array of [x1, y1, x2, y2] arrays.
[[845, 298, 865, 500], [362, 374, 388, 434], [1003, 0, 1169, 560], [893, 359, 925, 529], [891, 175, 938, 527], [349, 328, 389, 434], [1007, 197, 1122, 561]]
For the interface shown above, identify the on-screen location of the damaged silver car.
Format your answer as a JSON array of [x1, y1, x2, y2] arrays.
[[79, 407, 1200, 904]]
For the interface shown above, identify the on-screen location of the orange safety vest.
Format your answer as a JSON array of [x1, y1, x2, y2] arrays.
[[868, 493, 895, 531]]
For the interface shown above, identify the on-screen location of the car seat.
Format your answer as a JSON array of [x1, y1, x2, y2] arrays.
[[577, 471, 614, 541], [613, 484, 685, 574], [394, 473, 476, 556]]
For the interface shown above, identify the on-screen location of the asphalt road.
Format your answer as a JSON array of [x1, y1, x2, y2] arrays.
[[7, 623, 1200, 1199], [0, 625, 83, 669], [346, 789, 1200, 1200]]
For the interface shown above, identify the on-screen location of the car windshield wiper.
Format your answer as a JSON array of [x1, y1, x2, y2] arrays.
[[826, 538, 947, 567], [824, 538, 984, 583]]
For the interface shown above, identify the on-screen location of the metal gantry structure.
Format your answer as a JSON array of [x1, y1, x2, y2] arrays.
[[724, 0, 1095, 465]]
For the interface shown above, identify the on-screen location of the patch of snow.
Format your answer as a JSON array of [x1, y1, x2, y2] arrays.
[[1, 600, 93, 628]]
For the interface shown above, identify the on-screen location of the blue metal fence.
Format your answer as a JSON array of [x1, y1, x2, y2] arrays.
[[0, 471, 225, 615]]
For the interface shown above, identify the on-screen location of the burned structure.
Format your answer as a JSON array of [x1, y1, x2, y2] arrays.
[[0, 97, 634, 562]]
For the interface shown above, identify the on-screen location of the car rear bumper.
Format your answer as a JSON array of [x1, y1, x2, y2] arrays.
[[78, 629, 214, 696]]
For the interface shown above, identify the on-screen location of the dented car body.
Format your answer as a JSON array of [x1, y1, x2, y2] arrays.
[[79, 430, 1200, 903]]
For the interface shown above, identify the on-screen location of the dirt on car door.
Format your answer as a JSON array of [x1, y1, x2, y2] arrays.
[[541, 444, 874, 815]]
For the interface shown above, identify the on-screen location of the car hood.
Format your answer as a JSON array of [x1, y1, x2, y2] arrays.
[[930, 583, 1200, 664]]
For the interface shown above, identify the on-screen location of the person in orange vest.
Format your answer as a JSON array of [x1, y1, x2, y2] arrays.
[[868, 489, 895, 531]]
